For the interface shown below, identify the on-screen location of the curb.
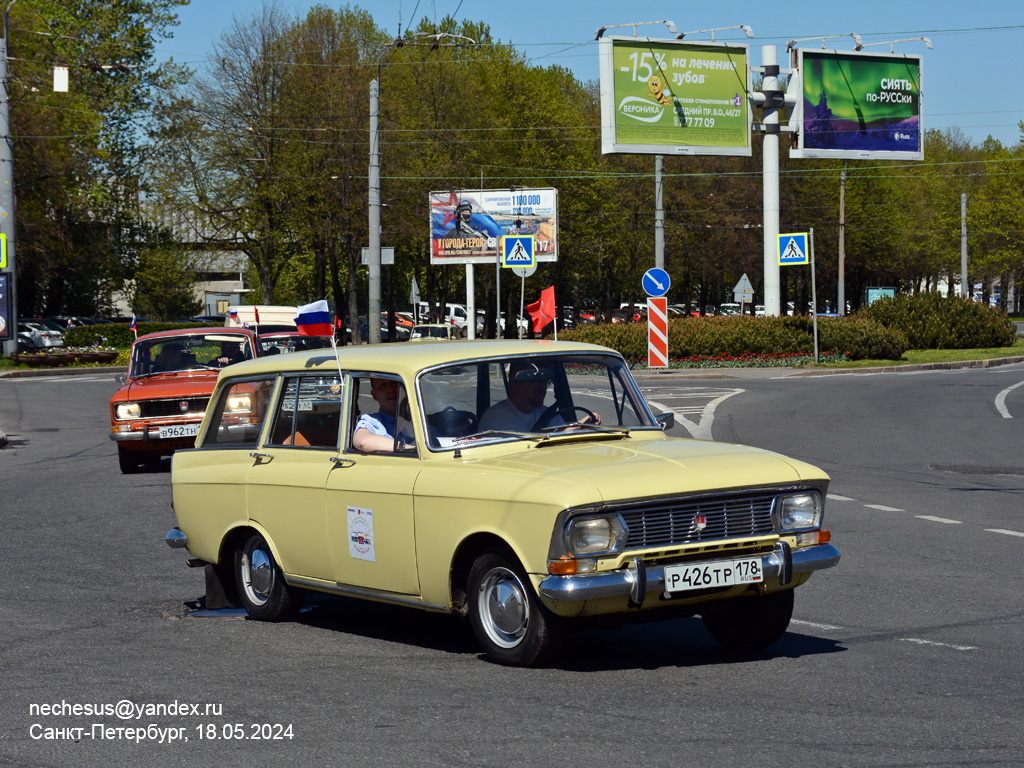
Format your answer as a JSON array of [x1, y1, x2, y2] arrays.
[[0, 365, 128, 379], [631, 355, 1024, 380]]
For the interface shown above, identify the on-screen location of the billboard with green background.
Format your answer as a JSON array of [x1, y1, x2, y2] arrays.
[[794, 49, 923, 160], [599, 37, 751, 156]]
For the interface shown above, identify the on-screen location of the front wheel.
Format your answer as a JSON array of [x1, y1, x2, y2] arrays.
[[701, 588, 794, 651], [467, 547, 565, 667], [117, 445, 142, 474], [235, 533, 304, 621]]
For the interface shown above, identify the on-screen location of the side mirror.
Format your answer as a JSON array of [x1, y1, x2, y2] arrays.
[[655, 412, 674, 431], [116, 374, 127, 385]]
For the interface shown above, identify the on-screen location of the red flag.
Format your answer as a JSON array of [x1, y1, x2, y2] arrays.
[[527, 286, 556, 333], [254, 306, 261, 325]]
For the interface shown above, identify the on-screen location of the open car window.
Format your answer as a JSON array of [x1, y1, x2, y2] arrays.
[[347, 374, 418, 456], [417, 354, 656, 450]]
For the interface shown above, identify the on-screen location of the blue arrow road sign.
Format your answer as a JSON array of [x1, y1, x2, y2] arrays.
[[778, 233, 809, 265], [642, 267, 670, 297], [502, 235, 535, 267]]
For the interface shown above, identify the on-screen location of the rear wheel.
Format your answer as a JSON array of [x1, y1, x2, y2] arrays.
[[701, 589, 794, 651], [468, 547, 565, 667], [117, 445, 142, 474], [235, 533, 303, 621]]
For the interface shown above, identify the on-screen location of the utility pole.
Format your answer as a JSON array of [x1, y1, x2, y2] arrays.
[[0, 1, 18, 358], [960, 191, 968, 299]]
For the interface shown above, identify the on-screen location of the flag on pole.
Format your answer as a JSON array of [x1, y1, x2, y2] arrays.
[[254, 306, 261, 325], [526, 286, 556, 335], [295, 300, 333, 337], [229, 309, 238, 322], [129, 315, 137, 339]]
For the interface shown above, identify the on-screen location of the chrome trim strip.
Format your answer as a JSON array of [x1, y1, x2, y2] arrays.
[[286, 576, 447, 613], [539, 543, 840, 603], [165, 527, 188, 549]]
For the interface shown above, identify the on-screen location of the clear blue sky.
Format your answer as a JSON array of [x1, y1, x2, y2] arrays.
[[157, 0, 1023, 147]]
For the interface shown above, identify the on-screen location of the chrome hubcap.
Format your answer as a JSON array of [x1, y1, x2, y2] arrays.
[[479, 567, 528, 648], [242, 541, 272, 605]]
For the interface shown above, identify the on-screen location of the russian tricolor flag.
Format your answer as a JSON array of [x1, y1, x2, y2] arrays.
[[295, 300, 333, 337]]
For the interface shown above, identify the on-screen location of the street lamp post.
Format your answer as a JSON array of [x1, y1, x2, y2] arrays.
[[367, 32, 474, 344]]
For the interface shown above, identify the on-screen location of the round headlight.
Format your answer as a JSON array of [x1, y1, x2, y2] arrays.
[[116, 402, 141, 420], [774, 493, 822, 531]]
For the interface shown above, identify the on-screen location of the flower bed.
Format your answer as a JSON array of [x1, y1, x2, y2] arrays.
[[629, 351, 851, 370]]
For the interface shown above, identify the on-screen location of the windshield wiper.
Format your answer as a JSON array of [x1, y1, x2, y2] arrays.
[[537, 423, 630, 437], [451, 430, 535, 444]]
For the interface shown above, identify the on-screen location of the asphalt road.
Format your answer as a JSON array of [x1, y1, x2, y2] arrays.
[[1, 365, 1022, 767]]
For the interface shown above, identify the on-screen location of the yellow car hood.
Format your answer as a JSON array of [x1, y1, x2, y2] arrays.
[[416, 434, 826, 510]]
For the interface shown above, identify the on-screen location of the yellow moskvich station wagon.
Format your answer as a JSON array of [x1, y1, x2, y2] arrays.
[[166, 340, 840, 666]]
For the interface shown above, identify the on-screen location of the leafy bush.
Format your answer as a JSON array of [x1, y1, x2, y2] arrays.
[[858, 293, 1015, 349], [65, 322, 218, 349], [559, 315, 908, 363]]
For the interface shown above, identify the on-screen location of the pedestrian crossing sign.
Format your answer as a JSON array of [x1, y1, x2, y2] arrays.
[[502, 235, 535, 268], [778, 233, 808, 265]]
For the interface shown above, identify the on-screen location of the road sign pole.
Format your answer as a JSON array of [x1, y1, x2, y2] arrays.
[[466, 263, 475, 339], [655, 155, 664, 271], [810, 227, 819, 363]]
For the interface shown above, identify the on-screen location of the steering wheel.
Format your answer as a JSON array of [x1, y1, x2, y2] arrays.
[[532, 405, 597, 431]]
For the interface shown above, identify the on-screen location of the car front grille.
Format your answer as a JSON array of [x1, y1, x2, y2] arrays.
[[140, 397, 209, 419], [617, 492, 776, 549]]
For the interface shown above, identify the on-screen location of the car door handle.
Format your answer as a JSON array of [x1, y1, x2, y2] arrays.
[[330, 457, 356, 469], [249, 451, 273, 462]]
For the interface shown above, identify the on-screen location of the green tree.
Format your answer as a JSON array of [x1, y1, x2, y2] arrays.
[[10, 0, 189, 316]]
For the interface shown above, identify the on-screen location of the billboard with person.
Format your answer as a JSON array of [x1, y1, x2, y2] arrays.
[[793, 48, 923, 160], [429, 189, 558, 265], [599, 37, 752, 156]]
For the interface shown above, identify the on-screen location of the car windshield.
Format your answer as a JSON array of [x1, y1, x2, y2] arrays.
[[258, 334, 333, 356], [412, 326, 452, 339], [417, 353, 657, 450], [130, 334, 254, 377]]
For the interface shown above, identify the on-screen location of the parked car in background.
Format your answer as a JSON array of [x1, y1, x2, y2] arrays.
[[257, 331, 333, 356], [410, 323, 461, 340], [166, 340, 840, 666], [109, 328, 258, 474], [17, 321, 65, 351]]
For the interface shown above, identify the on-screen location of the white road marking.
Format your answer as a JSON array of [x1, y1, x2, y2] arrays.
[[864, 504, 905, 512], [647, 388, 744, 441], [790, 619, 843, 631], [901, 638, 977, 651], [827, 494, 855, 501], [994, 380, 1024, 418], [915, 515, 962, 525], [985, 528, 1024, 538]]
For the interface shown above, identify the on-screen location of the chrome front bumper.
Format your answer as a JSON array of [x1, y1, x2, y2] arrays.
[[538, 542, 840, 605], [109, 426, 199, 443], [165, 527, 188, 549]]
